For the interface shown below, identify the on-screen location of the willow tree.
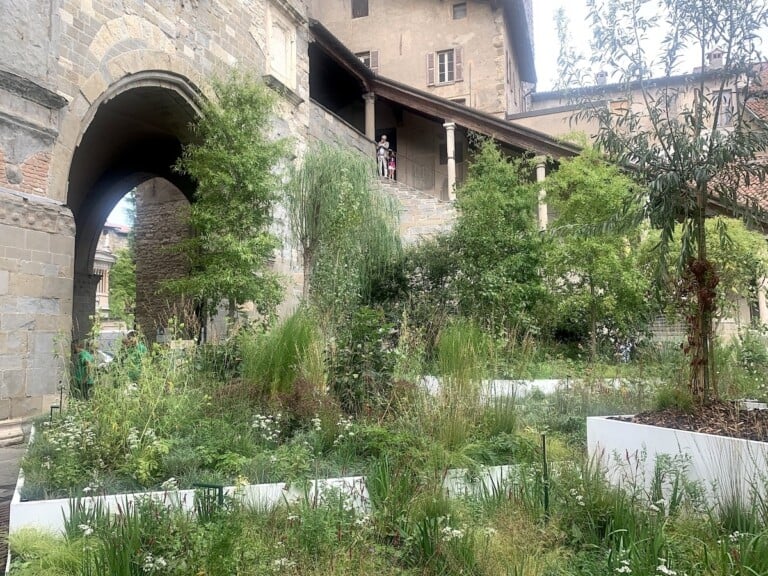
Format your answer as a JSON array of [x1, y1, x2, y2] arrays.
[[285, 142, 401, 309], [167, 73, 288, 328], [567, 0, 768, 401]]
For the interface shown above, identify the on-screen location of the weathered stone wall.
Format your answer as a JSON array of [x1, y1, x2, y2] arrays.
[[309, 99, 374, 155], [134, 179, 191, 341], [0, 190, 74, 420], [0, 0, 311, 420]]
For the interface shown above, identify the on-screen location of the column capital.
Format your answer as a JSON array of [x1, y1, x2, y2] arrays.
[[442, 121, 456, 130], [363, 92, 376, 102], [533, 155, 548, 167]]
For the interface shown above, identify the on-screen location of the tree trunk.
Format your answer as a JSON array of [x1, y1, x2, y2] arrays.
[[589, 280, 598, 362], [302, 248, 314, 301], [688, 182, 718, 402]]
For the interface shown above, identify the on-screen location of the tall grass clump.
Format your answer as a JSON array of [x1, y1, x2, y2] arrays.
[[436, 318, 491, 394], [239, 308, 324, 397], [422, 319, 493, 449]]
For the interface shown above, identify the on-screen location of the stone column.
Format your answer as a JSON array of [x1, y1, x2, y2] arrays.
[[443, 122, 456, 201], [535, 157, 548, 230], [72, 272, 102, 341], [758, 276, 768, 325], [363, 92, 376, 140]]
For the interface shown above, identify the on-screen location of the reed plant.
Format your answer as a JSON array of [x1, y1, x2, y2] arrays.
[[238, 308, 325, 398]]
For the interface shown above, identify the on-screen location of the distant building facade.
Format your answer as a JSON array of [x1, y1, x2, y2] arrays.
[[508, 58, 768, 337], [308, 0, 535, 118], [94, 222, 131, 315]]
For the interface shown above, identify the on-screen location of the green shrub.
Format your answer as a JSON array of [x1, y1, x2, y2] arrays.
[[328, 306, 397, 415], [239, 308, 324, 398]]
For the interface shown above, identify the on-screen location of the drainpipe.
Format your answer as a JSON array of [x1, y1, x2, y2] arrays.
[[535, 157, 547, 230], [443, 121, 456, 201], [363, 92, 376, 140]]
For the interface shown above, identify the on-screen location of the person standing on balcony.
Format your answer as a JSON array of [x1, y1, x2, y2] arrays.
[[376, 134, 389, 177], [387, 151, 396, 180]]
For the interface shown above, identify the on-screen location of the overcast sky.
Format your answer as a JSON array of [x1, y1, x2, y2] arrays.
[[533, 1, 589, 92]]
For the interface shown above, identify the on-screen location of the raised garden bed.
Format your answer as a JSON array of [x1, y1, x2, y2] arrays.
[[587, 414, 768, 504]]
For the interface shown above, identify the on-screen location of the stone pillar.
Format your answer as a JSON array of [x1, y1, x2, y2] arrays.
[[535, 158, 548, 231], [443, 122, 456, 201], [134, 179, 191, 342], [72, 272, 101, 341], [0, 191, 74, 420], [758, 276, 768, 326], [363, 92, 376, 140]]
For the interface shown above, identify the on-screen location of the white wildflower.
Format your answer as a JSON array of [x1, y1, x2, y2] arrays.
[[271, 557, 296, 571], [160, 477, 179, 491]]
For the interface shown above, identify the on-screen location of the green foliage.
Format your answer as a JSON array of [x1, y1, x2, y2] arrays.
[[452, 139, 547, 334], [165, 72, 288, 325], [400, 235, 460, 358], [239, 308, 324, 398], [546, 147, 652, 360], [328, 306, 397, 415], [436, 318, 492, 392], [643, 217, 768, 314], [108, 247, 135, 323], [286, 142, 402, 312], [568, 0, 768, 399]]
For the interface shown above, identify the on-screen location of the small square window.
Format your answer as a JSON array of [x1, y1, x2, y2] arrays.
[[452, 3, 467, 19], [356, 51, 371, 67], [352, 0, 368, 18]]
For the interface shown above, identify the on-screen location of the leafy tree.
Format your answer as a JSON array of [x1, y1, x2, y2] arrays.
[[451, 140, 547, 334], [643, 217, 768, 326], [166, 73, 289, 327], [546, 148, 651, 361], [285, 142, 401, 313], [567, 0, 768, 401], [109, 247, 136, 323]]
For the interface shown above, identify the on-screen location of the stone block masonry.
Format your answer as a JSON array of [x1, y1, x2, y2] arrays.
[[0, 188, 74, 419], [0, 0, 312, 421]]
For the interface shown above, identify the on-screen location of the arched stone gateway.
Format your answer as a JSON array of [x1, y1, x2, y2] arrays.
[[68, 73, 200, 342], [0, 1, 311, 420]]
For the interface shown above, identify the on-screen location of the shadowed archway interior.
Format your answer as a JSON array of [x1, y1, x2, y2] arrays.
[[68, 81, 200, 340]]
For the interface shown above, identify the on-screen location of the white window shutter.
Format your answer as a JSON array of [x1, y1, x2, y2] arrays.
[[427, 52, 435, 86], [370, 50, 379, 74], [455, 47, 463, 82]]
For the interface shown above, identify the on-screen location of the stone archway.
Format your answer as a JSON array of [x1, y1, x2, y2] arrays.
[[66, 72, 201, 341]]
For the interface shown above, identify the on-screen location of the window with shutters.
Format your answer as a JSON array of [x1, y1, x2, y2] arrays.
[[352, 0, 368, 18], [428, 48, 463, 86], [438, 50, 454, 83]]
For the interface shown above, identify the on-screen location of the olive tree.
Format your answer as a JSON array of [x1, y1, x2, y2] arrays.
[[567, 0, 768, 401]]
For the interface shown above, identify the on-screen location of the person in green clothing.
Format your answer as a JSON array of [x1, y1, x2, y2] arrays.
[[123, 330, 148, 381], [72, 339, 95, 400]]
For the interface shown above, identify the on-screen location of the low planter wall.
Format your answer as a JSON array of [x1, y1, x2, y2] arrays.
[[9, 461, 517, 537], [587, 416, 768, 504]]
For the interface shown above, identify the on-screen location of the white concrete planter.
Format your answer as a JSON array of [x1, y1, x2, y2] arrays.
[[587, 415, 768, 504], [9, 460, 517, 537]]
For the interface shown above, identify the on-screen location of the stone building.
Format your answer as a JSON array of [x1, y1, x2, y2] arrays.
[[308, 0, 535, 118], [0, 0, 311, 421], [93, 221, 131, 315], [508, 59, 768, 337], [0, 0, 577, 425]]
